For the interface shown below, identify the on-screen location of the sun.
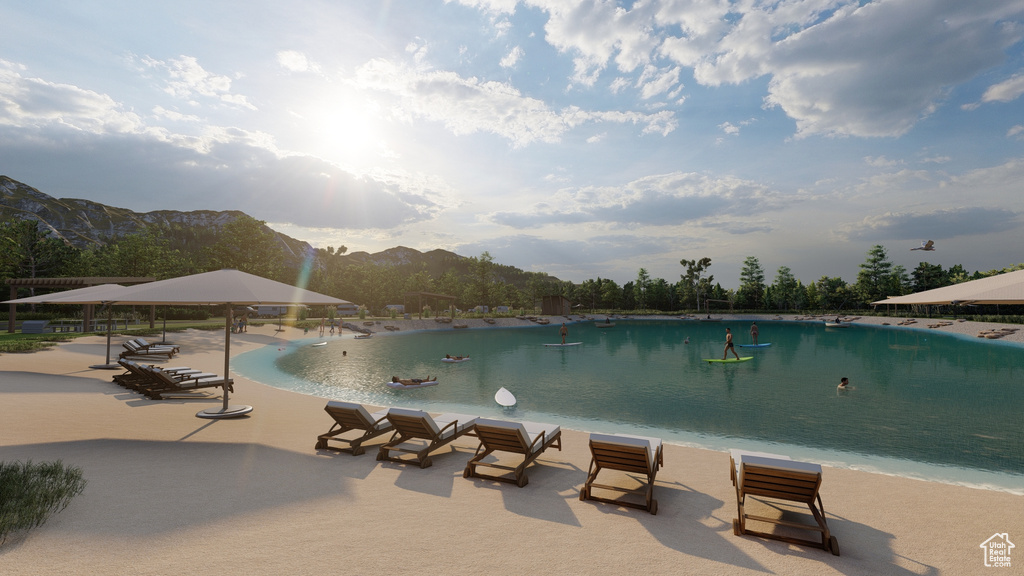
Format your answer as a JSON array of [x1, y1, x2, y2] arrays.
[[306, 96, 388, 171]]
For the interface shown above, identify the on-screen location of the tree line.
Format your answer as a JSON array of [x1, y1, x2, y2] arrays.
[[2, 215, 1021, 315]]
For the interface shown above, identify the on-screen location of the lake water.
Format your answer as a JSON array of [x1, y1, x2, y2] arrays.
[[232, 320, 1024, 493]]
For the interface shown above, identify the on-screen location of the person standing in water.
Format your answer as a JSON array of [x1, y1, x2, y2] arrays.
[[723, 327, 740, 360], [750, 322, 759, 345], [838, 377, 849, 390], [559, 322, 568, 344]]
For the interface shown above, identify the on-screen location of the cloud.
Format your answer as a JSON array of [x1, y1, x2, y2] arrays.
[[843, 207, 1020, 241], [0, 60, 145, 134], [140, 55, 257, 110], [511, 0, 1024, 138], [489, 171, 780, 228], [350, 58, 676, 145], [981, 71, 1024, 103], [277, 50, 322, 74], [864, 156, 902, 167], [500, 46, 524, 68]]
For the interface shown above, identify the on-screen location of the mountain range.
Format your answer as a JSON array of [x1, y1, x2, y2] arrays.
[[0, 175, 553, 284]]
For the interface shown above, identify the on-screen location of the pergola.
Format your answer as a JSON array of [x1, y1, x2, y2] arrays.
[[5, 276, 156, 333], [404, 291, 457, 317]]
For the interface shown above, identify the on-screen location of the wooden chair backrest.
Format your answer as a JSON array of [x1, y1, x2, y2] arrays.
[[474, 421, 529, 454], [590, 439, 651, 474], [387, 409, 440, 439], [739, 461, 822, 504], [324, 402, 373, 430]]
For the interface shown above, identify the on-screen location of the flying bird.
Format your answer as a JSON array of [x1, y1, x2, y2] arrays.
[[910, 240, 935, 251]]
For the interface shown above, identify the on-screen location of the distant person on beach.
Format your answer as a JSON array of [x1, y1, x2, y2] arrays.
[[750, 322, 759, 345], [723, 328, 740, 360], [838, 377, 849, 390], [560, 322, 568, 344]]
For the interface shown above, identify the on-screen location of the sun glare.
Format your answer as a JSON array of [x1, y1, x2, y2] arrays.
[[309, 98, 387, 171]]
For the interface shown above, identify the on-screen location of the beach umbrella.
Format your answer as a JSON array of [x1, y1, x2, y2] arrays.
[[3, 284, 128, 369], [75, 269, 349, 419]]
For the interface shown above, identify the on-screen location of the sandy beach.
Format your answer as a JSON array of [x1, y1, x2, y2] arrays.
[[1, 316, 1022, 575]]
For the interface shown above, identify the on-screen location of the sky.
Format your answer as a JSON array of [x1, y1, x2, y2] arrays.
[[2, 0, 1023, 289]]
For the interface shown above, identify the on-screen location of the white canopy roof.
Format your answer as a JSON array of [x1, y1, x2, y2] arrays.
[[872, 268, 1024, 306]]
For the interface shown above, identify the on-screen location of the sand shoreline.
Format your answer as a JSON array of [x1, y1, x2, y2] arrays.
[[1, 317, 1022, 575]]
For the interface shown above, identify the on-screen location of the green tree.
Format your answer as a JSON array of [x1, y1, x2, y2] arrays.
[[205, 215, 284, 279], [0, 220, 78, 284], [738, 256, 766, 309], [465, 251, 495, 306], [911, 262, 947, 292], [769, 265, 798, 310], [634, 268, 651, 311], [804, 281, 820, 310], [92, 228, 191, 279], [679, 257, 712, 311], [855, 245, 894, 305], [816, 276, 850, 311]]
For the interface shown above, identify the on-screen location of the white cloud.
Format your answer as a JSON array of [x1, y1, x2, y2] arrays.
[[864, 155, 902, 167], [718, 121, 739, 135], [140, 55, 257, 111], [351, 58, 677, 145], [0, 60, 145, 134], [500, 46, 524, 68], [277, 50, 322, 74], [982, 72, 1024, 103], [490, 171, 781, 228]]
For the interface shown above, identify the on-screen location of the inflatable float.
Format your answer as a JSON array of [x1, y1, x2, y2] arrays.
[[494, 386, 516, 407], [386, 379, 438, 389]]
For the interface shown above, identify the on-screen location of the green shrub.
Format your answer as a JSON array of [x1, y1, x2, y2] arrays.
[[0, 460, 87, 544]]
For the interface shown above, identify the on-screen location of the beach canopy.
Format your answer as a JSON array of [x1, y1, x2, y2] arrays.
[[4, 283, 126, 305], [6, 269, 350, 418], [872, 268, 1024, 306]]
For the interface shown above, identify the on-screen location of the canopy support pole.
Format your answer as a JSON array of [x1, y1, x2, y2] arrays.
[[196, 304, 253, 419]]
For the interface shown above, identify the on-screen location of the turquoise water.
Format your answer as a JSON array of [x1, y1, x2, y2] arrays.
[[233, 320, 1024, 493]]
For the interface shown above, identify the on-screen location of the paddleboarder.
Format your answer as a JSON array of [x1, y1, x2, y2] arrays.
[[723, 327, 740, 360], [559, 322, 568, 345], [750, 322, 759, 345]]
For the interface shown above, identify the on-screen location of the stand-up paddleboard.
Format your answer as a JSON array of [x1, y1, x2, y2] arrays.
[[545, 342, 582, 347], [824, 322, 849, 328], [495, 386, 516, 407], [441, 356, 470, 363], [312, 342, 328, 347], [737, 343, 771, 348], [386, 379, 438, 389], [704, 357, 753, 363]]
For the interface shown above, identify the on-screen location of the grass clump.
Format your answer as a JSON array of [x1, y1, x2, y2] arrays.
[[0, 460, 87, 544]]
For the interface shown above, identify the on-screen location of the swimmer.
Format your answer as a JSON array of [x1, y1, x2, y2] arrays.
[[838, 377, 850, 390], [684, 336, 690, 344]]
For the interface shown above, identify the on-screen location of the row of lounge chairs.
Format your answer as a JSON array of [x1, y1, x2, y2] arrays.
[[113, 359, 233, 400], [314, 401, 840, 555]]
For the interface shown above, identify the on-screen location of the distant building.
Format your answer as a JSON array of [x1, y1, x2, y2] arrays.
[[539, 295, 572, 316]]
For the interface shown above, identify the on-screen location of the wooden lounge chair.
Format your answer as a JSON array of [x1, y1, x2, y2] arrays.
[[137, 364, 233, 400], [315, 401, 393, 455], [114, 359, 206, 391], [463, 418, 561, 487], [579, 433, 663, 514], [120, 339, 177, 360], [732, 454, 839, 555], [132, 337, 180, 354], [376, 408, 477, 468]]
